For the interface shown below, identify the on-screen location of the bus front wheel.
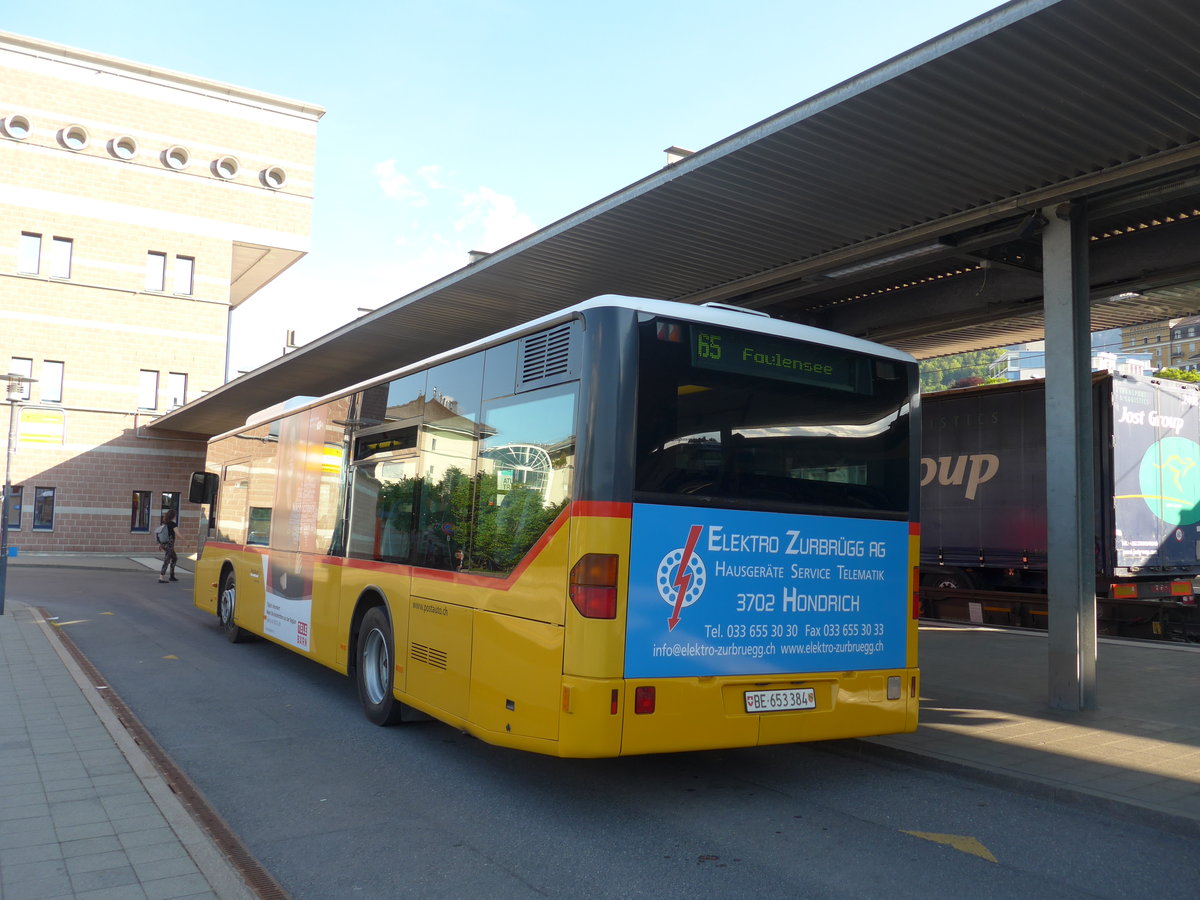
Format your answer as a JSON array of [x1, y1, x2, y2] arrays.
[[357, 607, 405, 726], [217, 570, 250, 644]]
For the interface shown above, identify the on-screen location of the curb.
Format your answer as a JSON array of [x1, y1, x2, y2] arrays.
[[829, 736, 1200, 839], [26, 602, 273, 899]]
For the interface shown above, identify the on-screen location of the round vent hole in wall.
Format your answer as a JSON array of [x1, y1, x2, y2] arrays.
[[60, 124, 89, 150], [213, 156, 240, 179], [1, 114, 31, 140], [260, 166, 287, 189], [163, 145, 191, 170], [110, 135, 138, 160]]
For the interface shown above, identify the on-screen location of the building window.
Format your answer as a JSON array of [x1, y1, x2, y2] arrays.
[[167, 372, 187, 408], [4, 485, 21, 530], [161, 491, 180, 524], [131, 490, 152, 532], [49, 237, 72, 279], [139, 369, 159, 410], [9, 358, 32, 400], [146, 252, 166, 292], [42, 361, 63, 403], [174, 256, 194, 295], [32, 487, 55, 531], [18, 232, 40, 274]]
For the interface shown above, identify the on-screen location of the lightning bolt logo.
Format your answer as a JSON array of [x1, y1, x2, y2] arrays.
[[665, 525, 705, 631]]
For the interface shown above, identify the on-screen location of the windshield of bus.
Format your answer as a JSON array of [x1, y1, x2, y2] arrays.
[[634, 317, 913, 517]]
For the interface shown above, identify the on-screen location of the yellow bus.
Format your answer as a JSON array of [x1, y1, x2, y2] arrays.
[[191, 296, 920, 757]]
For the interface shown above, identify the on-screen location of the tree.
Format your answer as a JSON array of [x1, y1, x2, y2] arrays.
[[1153, 367, 1200, 384], [920, 348, 1007, 393]]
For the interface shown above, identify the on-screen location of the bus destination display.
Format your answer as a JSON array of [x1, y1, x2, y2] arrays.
[[690, 324, 864, 392]]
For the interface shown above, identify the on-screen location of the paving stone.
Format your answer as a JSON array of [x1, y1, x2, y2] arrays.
[[0, 841, 64, 867], [56, 820, 118, 842], [134, 854, 204, 882], [2, 856, 70, 884], [69, 863, 141, 892], [141, 872, 214, 900], [1, 871, 75, 900], [58, 834, 123, 858], [67, 848, 134, 875]]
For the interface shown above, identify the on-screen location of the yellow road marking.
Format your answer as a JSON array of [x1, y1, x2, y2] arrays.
[[903, 831, 998, 863], [162, 655, 179, 660], [51, 619, 88, 627], [101, 611, 114, 615]]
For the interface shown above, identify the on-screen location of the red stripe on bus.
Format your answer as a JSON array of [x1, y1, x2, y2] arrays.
[[571, 501, 632, 518], [203, 540, 263, 555], [909, 522, 920, 535]]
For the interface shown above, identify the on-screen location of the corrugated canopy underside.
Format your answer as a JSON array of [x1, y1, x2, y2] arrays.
[[155, 0, 1200, 437]]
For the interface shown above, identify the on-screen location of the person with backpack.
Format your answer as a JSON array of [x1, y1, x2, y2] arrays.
[[157, 508, 178, 583]]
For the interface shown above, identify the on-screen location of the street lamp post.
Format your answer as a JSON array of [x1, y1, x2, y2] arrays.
[[0, 373, 35, 616]]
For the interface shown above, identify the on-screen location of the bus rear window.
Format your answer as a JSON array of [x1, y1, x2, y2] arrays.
[[634, 319, 912, 516]]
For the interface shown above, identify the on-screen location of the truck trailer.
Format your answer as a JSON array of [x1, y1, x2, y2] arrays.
[[920, 372, 1200, 641]]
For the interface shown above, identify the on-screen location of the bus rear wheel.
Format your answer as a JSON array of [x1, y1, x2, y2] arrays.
[[217, 570, 250, 644], [357, 607, 405, 726]]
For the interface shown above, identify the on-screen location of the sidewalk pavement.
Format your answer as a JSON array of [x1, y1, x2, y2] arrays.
[[1, 556, 1198, 900], [1, 555, 251, 900], [863, 623, 1200, 833]]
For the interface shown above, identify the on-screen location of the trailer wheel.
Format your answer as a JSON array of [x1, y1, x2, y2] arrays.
[[924, 569, 973, 591]]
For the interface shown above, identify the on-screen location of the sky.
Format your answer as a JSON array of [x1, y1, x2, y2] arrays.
[[7, 0, 1008, 376]]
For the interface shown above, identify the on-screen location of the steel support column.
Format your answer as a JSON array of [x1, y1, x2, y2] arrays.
[[1042, 202, 1097, 710]]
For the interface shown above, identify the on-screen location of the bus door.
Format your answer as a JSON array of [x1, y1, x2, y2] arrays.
[[216, 459, 250, 545]]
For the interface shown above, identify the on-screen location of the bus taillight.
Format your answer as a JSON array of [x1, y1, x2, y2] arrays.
[[634, 686, 656, 714], [569, 553, 619, 619]]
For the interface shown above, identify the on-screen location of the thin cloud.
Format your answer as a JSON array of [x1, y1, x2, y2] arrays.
[[374, 159, 427, 205], [375, 161, 538, 256], [456, 185, 537, 251], [417, 164, 445, 189]]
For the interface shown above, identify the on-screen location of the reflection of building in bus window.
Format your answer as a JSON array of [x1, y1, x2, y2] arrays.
[[247, 507, 272, 545], [467, 384, 577, 575], [377, 477, 416, 560], [346, 465, 380, 559]]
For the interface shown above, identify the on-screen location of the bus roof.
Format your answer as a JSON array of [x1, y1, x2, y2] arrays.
[[231, 295, 916, 437]]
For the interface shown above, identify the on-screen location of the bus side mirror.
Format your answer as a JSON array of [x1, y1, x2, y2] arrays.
[[189, 472, 218, 504]]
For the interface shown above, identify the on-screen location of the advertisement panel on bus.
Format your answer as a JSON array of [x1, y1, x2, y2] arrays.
[[625, 504, 910, 678]]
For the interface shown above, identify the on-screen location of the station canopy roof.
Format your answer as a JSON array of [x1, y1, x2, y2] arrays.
[[156, 0, 1200, 438]]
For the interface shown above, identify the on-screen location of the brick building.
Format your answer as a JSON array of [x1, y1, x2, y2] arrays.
[[0, 31, 323, 553]]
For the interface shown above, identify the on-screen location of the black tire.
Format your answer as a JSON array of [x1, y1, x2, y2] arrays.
[[217, 569, 251, 644], [357, 606, 405, 726], [924, 569, 973, 591]]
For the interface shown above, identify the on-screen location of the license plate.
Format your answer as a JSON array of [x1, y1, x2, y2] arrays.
[[744, 688, 816, 713]]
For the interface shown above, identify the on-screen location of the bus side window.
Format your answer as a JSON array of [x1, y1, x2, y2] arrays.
[[346, 460, 419, 563], [467, 383, 578, 575], [412, 355, 485, 571]]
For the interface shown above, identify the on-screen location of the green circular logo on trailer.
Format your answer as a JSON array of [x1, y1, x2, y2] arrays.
[[1139, 436, 1200, 526]]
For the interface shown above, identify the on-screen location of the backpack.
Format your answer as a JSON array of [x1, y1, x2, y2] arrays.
[[155, 523, 170, 545]]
